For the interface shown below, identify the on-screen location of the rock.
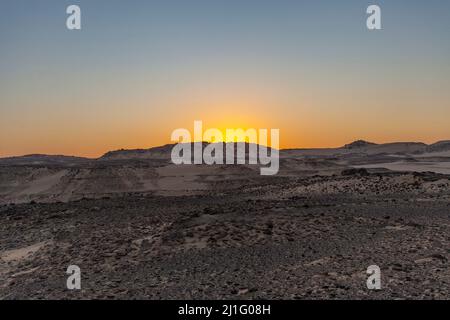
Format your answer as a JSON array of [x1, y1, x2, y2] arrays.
[[341, 168, 369, 176]]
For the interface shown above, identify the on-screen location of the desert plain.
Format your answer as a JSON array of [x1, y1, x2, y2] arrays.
[[0, 140, 449, 299]]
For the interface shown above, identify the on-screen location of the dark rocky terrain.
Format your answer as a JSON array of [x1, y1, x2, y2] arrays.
[[1, 169, 449, 300]]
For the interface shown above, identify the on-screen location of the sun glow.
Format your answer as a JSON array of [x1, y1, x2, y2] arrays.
[[171, 121, 278, 147]]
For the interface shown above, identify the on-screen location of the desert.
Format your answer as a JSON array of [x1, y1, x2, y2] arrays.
[[0, 140, 449, 299]]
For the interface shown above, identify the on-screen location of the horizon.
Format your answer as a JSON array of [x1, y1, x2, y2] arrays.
[[1, 1, 450, 158], [2, 137, 449, 159]]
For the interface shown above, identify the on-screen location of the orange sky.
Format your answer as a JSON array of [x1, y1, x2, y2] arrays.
[[1, 1, 450, 158]]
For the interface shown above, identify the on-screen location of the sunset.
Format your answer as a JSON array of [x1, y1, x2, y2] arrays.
[[1, 0, 450, 306], [1, 1, 450, 157]]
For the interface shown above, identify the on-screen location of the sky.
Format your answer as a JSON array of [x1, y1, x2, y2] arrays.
[[1, 0, 450, 157]]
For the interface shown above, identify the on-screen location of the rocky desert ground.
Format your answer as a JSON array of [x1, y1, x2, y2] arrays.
[[0, 140, 449, 299]]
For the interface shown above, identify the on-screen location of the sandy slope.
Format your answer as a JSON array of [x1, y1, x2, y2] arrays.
[[354, 161, 450, 175], [1, 140, 449, 204]]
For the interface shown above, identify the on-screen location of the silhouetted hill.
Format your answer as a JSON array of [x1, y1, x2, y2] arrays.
[[343, 140, 377, 149]]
